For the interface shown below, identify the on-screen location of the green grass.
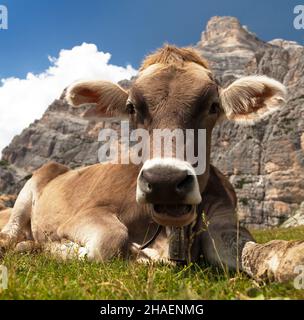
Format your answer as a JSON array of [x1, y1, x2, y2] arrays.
[[1, 226, 304, 300]]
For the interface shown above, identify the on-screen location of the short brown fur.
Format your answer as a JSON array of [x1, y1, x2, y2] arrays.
[[140, 45, 209, 71]]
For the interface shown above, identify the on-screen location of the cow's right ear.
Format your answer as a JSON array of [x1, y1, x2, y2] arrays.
[[65, 80, 129, 118]]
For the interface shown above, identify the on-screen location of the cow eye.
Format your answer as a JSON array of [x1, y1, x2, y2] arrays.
[[209, 102, 220, 115], [126, 102, 136, 115]]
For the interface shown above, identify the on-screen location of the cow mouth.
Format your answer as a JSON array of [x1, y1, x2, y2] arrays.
[[151, 204, 196, 227]]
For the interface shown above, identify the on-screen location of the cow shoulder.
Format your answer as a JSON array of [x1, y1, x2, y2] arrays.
[[32, 161, 70, 192]]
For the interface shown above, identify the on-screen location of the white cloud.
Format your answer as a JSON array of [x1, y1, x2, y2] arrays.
[[0, 43, 137, 153]]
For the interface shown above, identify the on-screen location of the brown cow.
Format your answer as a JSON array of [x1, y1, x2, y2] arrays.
[[1, 45, 303, 282]]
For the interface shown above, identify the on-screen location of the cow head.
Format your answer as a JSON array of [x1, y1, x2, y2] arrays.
[[66, 45, 286, 227]]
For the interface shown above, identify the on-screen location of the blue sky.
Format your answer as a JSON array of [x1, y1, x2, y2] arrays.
[[0, 0, 303, 152], [0, 0, 303, 79]]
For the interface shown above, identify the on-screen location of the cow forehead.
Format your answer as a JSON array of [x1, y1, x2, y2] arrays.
[[133, 62, 215, 103], [138, 62, 212, 80]]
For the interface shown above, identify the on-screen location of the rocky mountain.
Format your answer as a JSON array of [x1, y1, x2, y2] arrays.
[[0, 16, 303, 228], [196, 17, 304, 228]]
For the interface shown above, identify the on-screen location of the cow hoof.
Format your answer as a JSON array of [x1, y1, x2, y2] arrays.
[[130, 243, 172, 265]]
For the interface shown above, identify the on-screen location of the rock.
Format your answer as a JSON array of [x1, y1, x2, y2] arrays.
[[0, 100, 123, 195], [196, 16, 270, 84], [281, 202, 304, 228], [0, 16, 303, 228], [196, 16, 304, 228], [0, 194, 16, 211]]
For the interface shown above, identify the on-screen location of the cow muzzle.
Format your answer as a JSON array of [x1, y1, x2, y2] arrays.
[[136, 158, 202, 227]]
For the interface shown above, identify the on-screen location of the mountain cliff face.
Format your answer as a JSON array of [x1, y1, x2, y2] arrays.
[[1, 16, 303, 228], [197, 17, 304, 228]]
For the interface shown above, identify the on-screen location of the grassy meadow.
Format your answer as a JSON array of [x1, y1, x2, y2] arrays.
[[0, 226, 304, 300]]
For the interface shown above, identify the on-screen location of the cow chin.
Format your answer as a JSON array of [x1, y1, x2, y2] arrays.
[[150, 204, 196, 227]]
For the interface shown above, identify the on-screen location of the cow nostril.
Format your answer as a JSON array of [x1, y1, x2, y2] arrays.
[[140, 168, 195, 197], [176, 174, 194, 193], [140, 171, 153, 193]]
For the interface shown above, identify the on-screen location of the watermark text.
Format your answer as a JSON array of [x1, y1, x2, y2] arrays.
[[294, 5, 304, 29], [294, 265, 304, 289], [98, 121, 207, 174], [0, 5, 8, 30]]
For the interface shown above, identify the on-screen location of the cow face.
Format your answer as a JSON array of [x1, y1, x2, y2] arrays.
[[66, 45, 286, 227]]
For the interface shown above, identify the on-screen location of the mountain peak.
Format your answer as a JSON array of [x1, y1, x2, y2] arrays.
[[200, 16, 262, 48]]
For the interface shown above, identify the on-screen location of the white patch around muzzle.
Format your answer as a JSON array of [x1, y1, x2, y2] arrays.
[[136, 157, 202, 204]]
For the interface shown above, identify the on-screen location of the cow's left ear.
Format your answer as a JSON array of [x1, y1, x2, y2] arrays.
[[65, 80, 129, 118], [220, 75, 287, 123]]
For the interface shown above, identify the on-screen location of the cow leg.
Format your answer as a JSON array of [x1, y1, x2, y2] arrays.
[[130, 242, 172, 264], [201, 218, 304, 282], [241, 239, 304, 282], [56, 208, 129, 262], [201, 218, 254, 272], [41, 241, 89, 260], [5, 239, 87, 260], [0, 179, 34, 247], [0, 162, 69, 248]]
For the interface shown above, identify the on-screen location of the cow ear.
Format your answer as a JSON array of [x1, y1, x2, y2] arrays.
[[65, 80, 129, 118], [220, 76, 287, 124]]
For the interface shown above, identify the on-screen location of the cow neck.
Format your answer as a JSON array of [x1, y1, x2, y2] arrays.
[[139, 205, 201, 264], [139, 224, 163, 250]]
